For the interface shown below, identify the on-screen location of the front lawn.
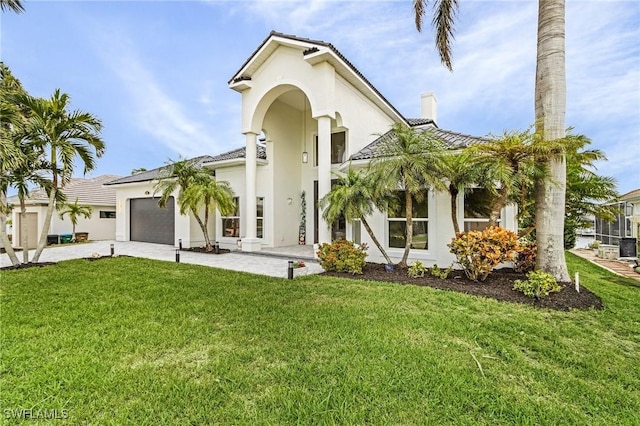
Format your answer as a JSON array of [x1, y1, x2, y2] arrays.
[[1, 253, 639, 424]]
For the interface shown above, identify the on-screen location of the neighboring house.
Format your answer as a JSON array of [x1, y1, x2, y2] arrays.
[[595, 188, 640, 256], [106, 31, 518, 265], [8, 175, 122, 248]]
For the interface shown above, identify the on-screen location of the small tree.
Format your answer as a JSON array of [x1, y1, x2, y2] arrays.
[[437, 150, 485, 234], [179, 173, 235, 251], [155, 158, 235, 251], [17, 89, 105, 263], [369, 123, 445, 267], [319, 167, 395, 265], [58, 198, 93, 242]]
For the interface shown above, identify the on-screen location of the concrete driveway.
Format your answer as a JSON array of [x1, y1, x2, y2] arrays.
[[1, 241, 324, 279]]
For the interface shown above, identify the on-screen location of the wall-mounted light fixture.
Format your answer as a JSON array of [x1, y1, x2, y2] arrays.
[[301, 151, 309, 163], [287, 197, 293, 205]]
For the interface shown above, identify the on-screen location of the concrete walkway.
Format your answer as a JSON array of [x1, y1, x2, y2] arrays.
[[1, 241, 324, 279], [570, 248, 640, 281]]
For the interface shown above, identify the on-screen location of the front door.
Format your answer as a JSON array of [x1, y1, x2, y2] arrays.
[[314, 180, 345, 244], [18, 212, 38, 249]]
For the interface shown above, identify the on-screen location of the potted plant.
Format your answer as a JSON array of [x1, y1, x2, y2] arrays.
[[588, 240, 600, 252]]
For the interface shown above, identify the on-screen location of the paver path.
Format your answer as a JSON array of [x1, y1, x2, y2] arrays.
[[1, 241, 324, 279], [570, 248, 640, 281]]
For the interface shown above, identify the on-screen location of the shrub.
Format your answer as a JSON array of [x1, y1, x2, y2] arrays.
[[515, 240, 537, 273], [430, 264, 453, 279], [317, 240, 368, 274], [588, 240, 601, 250], [513, 270, 562, 299], [407, 261, 426, 278], [448, 226, 520, 282]]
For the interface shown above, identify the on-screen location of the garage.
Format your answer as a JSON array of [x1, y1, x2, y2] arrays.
[[130, 197, 175, 245]]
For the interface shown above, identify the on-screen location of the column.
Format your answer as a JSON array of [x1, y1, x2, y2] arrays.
[[243, 131, 260, 251], [317, 115, 332, 244]]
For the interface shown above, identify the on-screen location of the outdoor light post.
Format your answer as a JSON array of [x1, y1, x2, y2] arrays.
[[175, 249, 180, 263], [110, 243, 114, 256], [214, 241, 220, 254], [179, 239, 182, 250], [287, 261, 294, 280]]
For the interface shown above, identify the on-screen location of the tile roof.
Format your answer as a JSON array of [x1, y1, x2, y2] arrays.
[[350, 122, 489, 161], [9, 175, 122, 206], [104, 155, 216, 186], [620, 188, 640, 201], [105, 148, 267, 186], [204, 144, 267, 163]]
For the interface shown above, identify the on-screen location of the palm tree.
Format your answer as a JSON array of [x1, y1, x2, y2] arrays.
[[413, 0, 459, 71], [0, 0, 24, 13], [518, 133, 619, 244], [319, 168, 395, 265], [469, 128, 563, 227], [58, 198, 93, 242], [369, 123, 446, 267], [437, 150, 484, 234], [155, 158, 235, 251], [414, 0, 571, 281], [179, 174, 235, 251], [0, 62, 29, 265], [533, 0, 570, 281], [154, 157, 201, 209], [15, 89, 105, 263], [5, 145, 51, 263]]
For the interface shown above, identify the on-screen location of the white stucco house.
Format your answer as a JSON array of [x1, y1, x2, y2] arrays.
[[8, 174, 121, 248], [105, 32, 517, 265]]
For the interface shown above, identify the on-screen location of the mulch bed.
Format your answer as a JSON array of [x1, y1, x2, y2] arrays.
[[84, 255, 131, 261], [182, 247, 231, 255], [322, 263, 603, 311], [1, 262, 57, 271]]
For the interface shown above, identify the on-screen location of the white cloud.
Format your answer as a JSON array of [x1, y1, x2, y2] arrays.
[[87, 25, 220, 158]]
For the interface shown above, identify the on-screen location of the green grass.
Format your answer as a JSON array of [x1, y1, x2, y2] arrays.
[[1, 253, 639, 425]]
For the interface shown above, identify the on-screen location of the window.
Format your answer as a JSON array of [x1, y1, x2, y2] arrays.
[[257, 197, 264, 239], [464, 188, 499, 232], [387, 191, 428, 250], [352, 220, 361, 245], [625, 202, 634, 217], [222, 197, 240, 238], [100, 211, 116, 219], [314, 131, 347, 166]]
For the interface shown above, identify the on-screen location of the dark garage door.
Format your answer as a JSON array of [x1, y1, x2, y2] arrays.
[[130, 197, 175, 245]]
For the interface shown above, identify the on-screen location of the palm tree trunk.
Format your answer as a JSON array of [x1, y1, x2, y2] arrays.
[[361, 217, 393, 265], [488, 187, 509, 227], [0, 190, 20, 265], [449, 185, 460, 235], [0, 228, 19, 265], [400, 192, 413, 268], [191, 207, 212, 251], [33, 147, 59, 263], [19, 201, 28, 264], [31, 187, 56, 262], [534, 0, 570, 282]]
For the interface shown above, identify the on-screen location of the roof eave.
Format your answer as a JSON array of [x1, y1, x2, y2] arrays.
[[202, 158, 269, 169], [228, 31, 407, 125]]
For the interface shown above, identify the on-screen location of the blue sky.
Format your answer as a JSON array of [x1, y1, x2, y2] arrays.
[[2, 0, 639, 194]]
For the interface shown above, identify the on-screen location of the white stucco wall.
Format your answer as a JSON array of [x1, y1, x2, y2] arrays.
[[10, 202, 117, 244]]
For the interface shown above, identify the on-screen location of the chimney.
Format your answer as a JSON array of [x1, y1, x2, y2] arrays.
[[421, 92, 437, 125]]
